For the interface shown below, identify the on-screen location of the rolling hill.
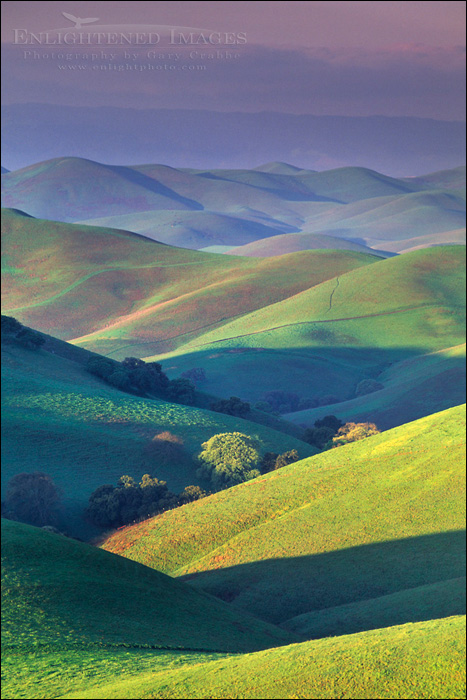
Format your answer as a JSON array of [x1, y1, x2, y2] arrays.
[[227, 231, 393, 258], [77, 210, 286, 250], [58, 616, 466, 699], [3, 207, 464, 427], [2, 158, 464, 256], [1, 208, 378, 355], [102, 404, 466, 628]]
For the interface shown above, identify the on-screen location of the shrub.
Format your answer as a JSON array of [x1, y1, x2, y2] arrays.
[[314, 415, 343, 432], [303, 426, 336, 449], [86, 356, 117, 379], [146, 432, 186, 464], [179, 485, 210, 504], [167, 378, 195, 405], [1, 314, 23, 336], [274, 449, 300, 470], [86, 474, 177, 528], [331, 422, 381, 447], [260, 451, 279, 473], [197, 432, 261, 488]]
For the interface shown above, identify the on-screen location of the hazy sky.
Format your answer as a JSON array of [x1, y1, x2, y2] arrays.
[[1, 1, 466, 119]]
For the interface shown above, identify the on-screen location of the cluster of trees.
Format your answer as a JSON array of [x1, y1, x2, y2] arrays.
[[303, 415, 380, 449], [210, 395, 251, 418], [86, 356, 195, 404], [87, 474, 208, 528], [254, 391, 342, 415], [197, 432, 301, 489], [1, 315, 45, 350], [2, 472, 61, 527]]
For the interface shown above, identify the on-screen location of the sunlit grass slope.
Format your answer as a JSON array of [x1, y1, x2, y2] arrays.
[[1, 339, 313, 537], [151, 246, 465, 413], [1, 208, 376, 355], [59, 616, 466, 700], [102, 405, 466, 627]]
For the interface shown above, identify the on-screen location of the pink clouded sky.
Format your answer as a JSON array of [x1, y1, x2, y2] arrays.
[[1, 1, 465, 119], [1, 1, 465, 48]]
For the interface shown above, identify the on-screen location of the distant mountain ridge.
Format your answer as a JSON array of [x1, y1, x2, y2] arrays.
[[2, 104, 465, 176]]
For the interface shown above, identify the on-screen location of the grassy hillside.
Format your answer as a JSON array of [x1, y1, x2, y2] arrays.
[[283, 577, 466, 638], [3, 519, 464, 698], [1, 337, 314, 538], [102, 405, 466, 627], [2, 208, 377, 355], [151, 246, 465, 417], [59, 616, 466, 700]]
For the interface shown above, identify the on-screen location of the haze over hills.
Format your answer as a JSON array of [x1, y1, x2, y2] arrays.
[[2, 104, 465, 175], [2, 157, 465, 256]]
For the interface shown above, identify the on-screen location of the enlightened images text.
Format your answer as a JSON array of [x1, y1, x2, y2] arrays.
[[13, 29, 248, 46]]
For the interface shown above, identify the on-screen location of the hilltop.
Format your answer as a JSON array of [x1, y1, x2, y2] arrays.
[[1, 208, 377, 354]]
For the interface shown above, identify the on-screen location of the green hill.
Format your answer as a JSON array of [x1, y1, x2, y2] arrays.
[[102, 405, 466, 628], [3, 519, 464, 699], [283, 577, 466, 638], [1, 518, 294, 652], [1, 334, 314, 538], [286, 343, 466, 430], [59, 616, 466, 700]]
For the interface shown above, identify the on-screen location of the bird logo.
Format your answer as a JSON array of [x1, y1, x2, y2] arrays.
[[62, 12, 99, 29]]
